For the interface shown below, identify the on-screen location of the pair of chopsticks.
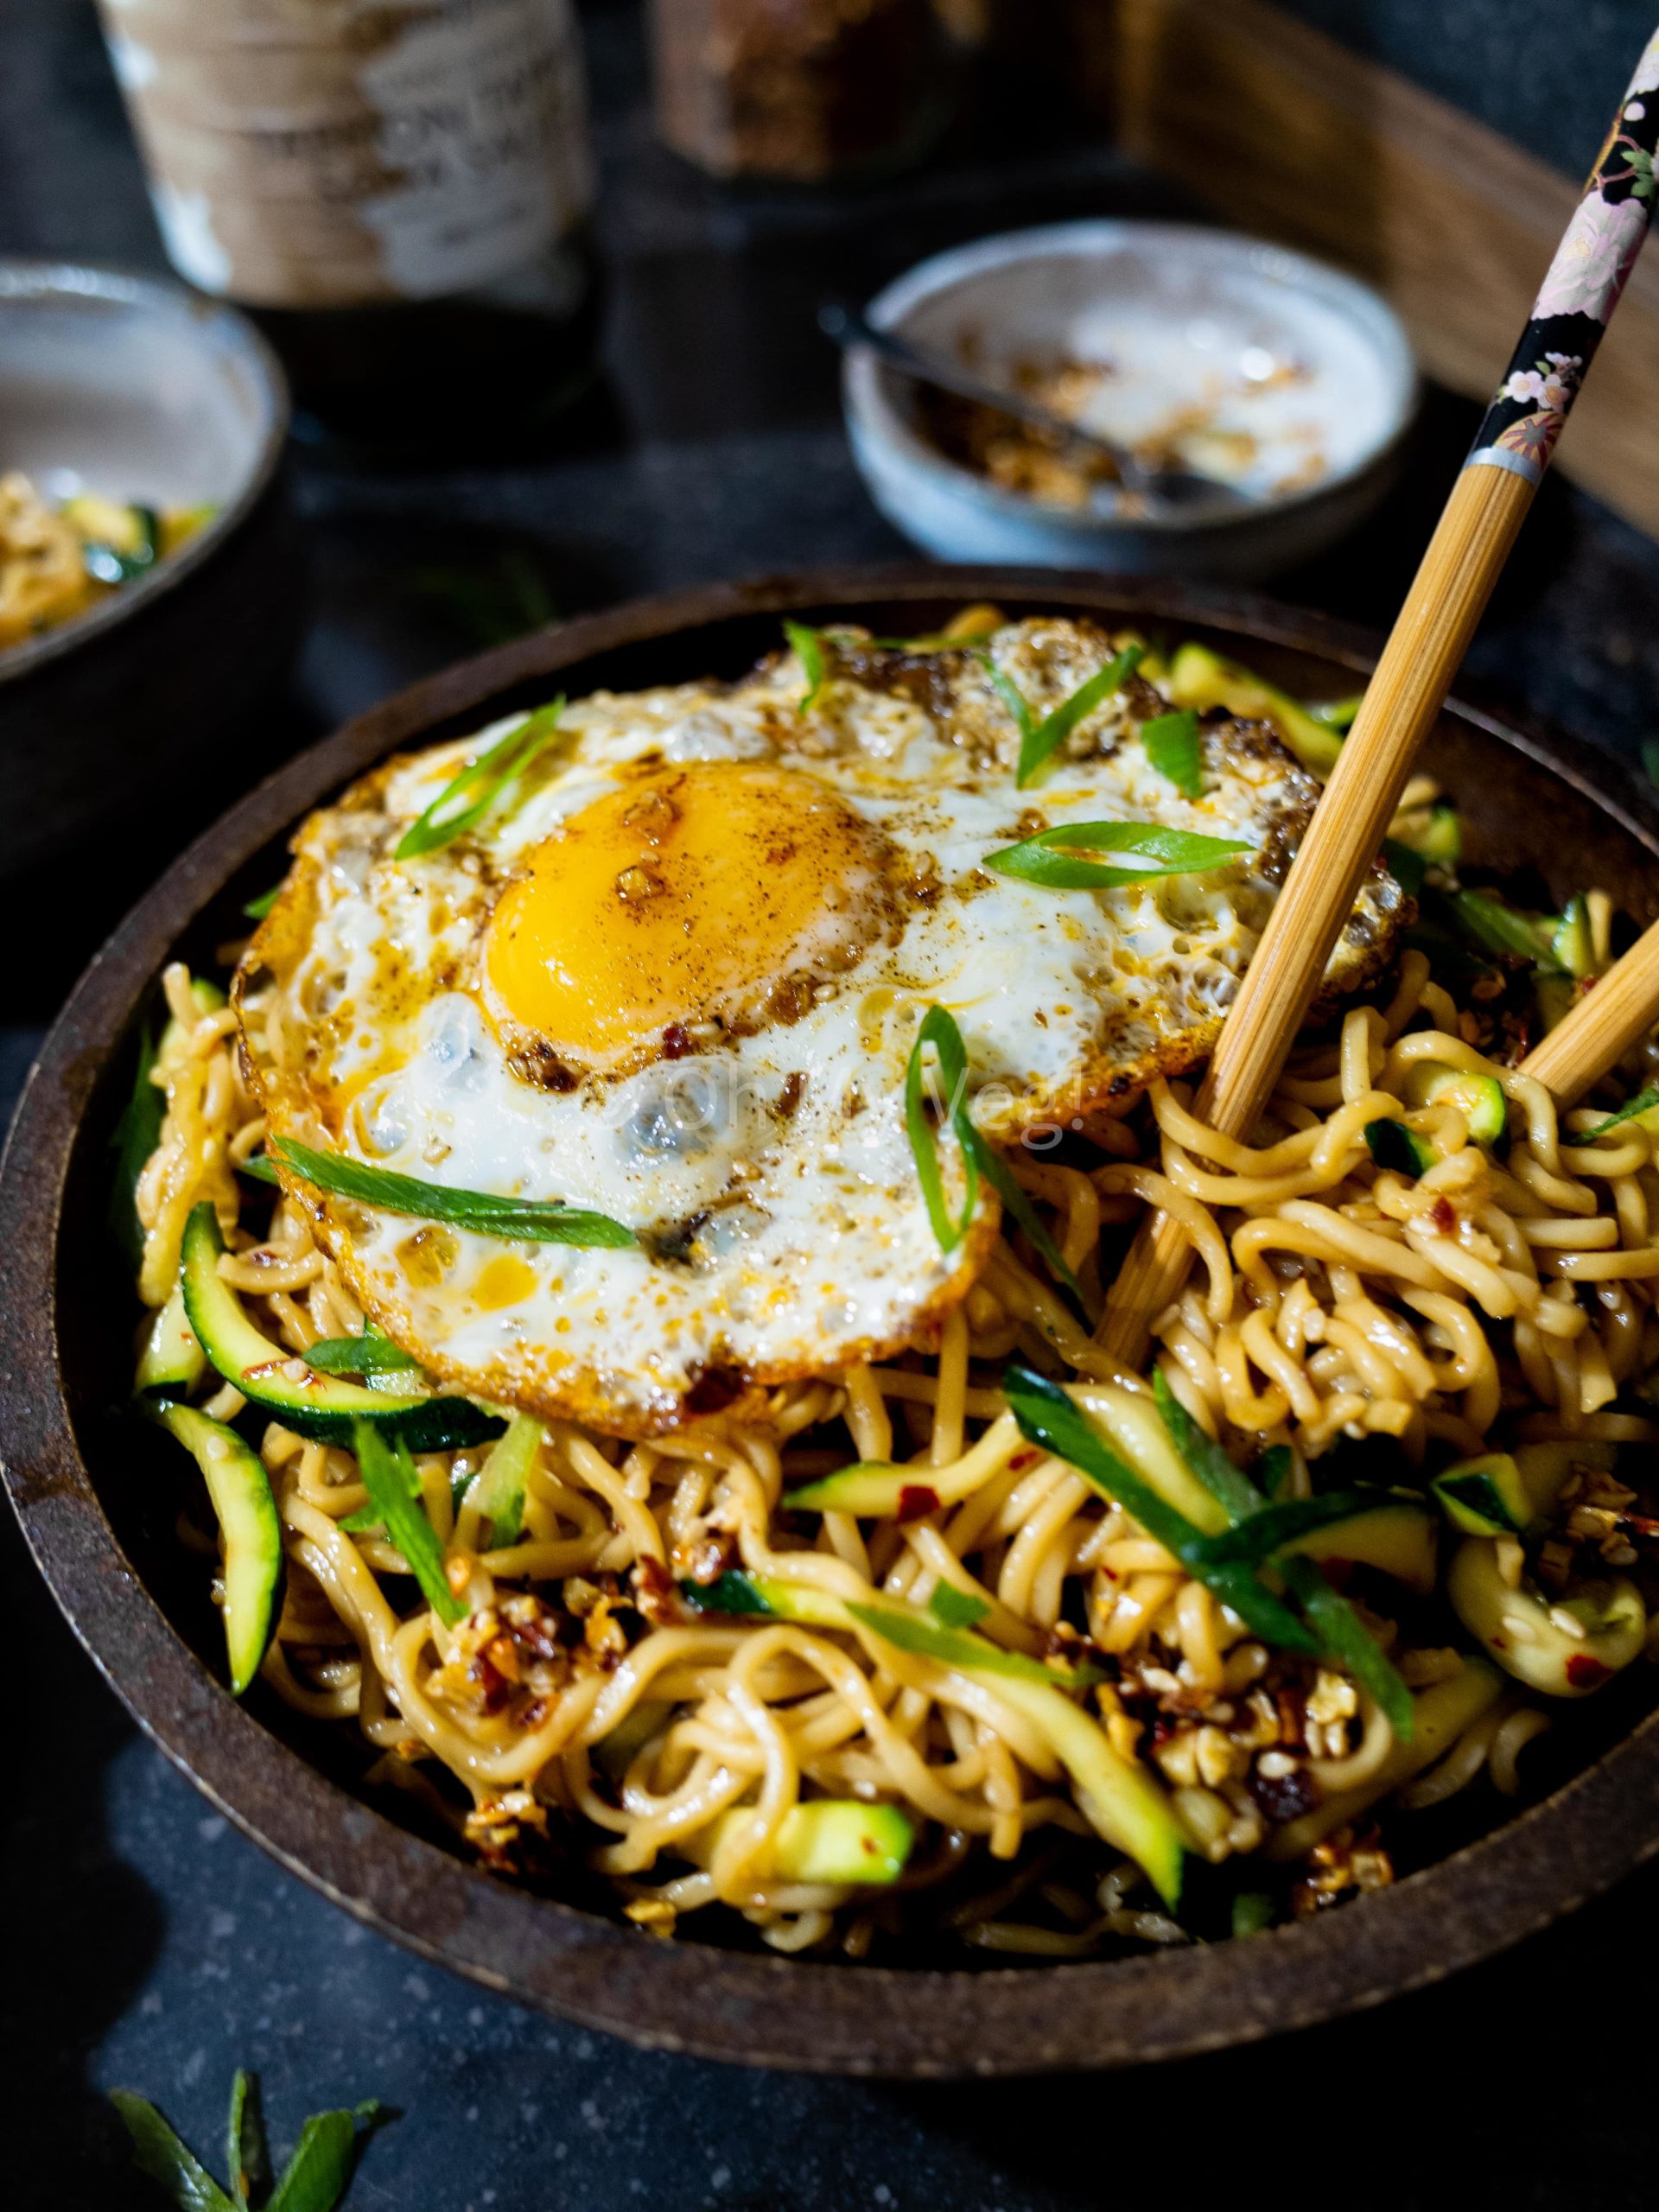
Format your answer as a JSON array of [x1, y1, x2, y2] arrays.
[[1100, 26, 1659, 1366]]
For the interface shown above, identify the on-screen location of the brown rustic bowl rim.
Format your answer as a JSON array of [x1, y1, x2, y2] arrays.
[[7, 563, 1659, 2076]]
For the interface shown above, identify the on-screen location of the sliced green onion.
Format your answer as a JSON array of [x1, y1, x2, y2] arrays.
[[468, 1411, 543, 1546], [242, 885, 281, 922], [110, 1021, 162, 1269], [1446, 887, 1560, 969], [976, 643, 1145, 787], [843, 1599, 1095, 1685], [1188, 1491, 1400, 1567], [348, 1420, 467, 1626], [904, 1005, 1085, 1308], [1280, 1554, 1414, 1738], [227, 2066, 265, 2211], [395, 697, 566, 861], [265, 2103, 380, 2212], [927, 1583, 990, 1629], [904, 1005, 979, 1255], [783, 620, 827, 713], [1307, 696, 1363, 733], [268, 1136, 636, 1248], [1382, 837, 1427, 897], [1563, 1086, 1659, 1146], [1003, 1363, 1319, 1655], [1152, 1376, 1412, 1737], [983, 819, 1249, 893], [1151, 1371, 1261, 1520], [1141, 707, 1203, 798], [303, 1327, 423, 1376], [1231, 1890, 1277, 1937]]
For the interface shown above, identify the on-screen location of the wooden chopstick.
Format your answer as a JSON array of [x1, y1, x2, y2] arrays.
[[1097, 26, 1659, 1367], [1521, 916, 1659, 1103]]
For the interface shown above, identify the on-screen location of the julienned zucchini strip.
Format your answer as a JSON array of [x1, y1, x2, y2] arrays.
[[179, 1201, 502, 1453], [683, 1568, 1185, 1906], [149, 1402, 283, 1695]]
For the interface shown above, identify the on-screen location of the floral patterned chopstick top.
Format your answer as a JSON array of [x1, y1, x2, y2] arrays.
[[1469, 27, 1659, 484]]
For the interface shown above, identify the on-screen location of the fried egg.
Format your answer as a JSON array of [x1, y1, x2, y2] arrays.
[[238, 619, 1404, 1434]]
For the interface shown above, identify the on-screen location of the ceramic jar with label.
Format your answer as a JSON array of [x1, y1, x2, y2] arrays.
[[99, 0, 600, 450]]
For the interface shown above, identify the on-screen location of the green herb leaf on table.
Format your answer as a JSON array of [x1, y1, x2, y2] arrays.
[[267, 1136, 637, 1248], [227, 2069, 267, 2211], [111, 2074, 383, 2212], [983, 819, 1251, 893], [1563, 1086, 1659, 1145], [267, 2104, 381, 2212], [976, 643, 1146, 787], [395, 696, 566, 861], [783, 620, 827, 713], [1141, 708, 1203, 798], [110, 1023, 163, 1269], [110, 2091, 237, 2212], [350, 1419, 467, 1625], [304, 1327, 424, 1376]]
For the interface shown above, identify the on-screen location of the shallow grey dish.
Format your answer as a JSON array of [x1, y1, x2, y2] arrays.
[[842, 222, 1419, 581], [0, 262, 302, 878]]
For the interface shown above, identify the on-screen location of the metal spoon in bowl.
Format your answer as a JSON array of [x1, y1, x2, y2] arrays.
[[818, 300, 1257, 517]]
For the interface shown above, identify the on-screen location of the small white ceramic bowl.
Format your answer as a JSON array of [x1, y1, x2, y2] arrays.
[[842, 219, 1418, 581]]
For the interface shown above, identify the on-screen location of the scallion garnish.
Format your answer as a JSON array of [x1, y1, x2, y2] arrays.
[[976, 643, 1146, 787], [266, 1136, 637, 1248], [243, 885, 281, 922], [842, 1599, 1097, 1685], [1141, 707, 1203, 798], [927, 1582, 990, 1629], [1563, 1085, 1659, 1146], [1003, 1362, 1320, 1654], [783, 620, 827, 713], [395, 696, 566, 861], [1151, 1372, 1412, 1736], [345, 1419, 467, 1625], [904, 1005, 980, 1256], [904, 1006, 1086, 1308], [110, 1021, 162, 1268], [982, 820, 1250, 892], [304, 1326, 423, 1376]]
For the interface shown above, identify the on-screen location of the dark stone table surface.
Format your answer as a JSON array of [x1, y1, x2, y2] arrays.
[[9, 3, 1659, 2206]]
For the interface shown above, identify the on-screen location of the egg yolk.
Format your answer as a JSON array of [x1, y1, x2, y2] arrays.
[[485, 762, 892, 1071]]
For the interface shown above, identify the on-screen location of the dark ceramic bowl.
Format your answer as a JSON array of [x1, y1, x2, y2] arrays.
[[6, 568, 1659, 2075], [0, 263, 302, 880]]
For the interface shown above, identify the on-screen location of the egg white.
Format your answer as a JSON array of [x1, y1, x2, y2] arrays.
[[238, 620, 1402, 1433]]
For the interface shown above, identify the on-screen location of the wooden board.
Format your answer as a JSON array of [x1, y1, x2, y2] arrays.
[[1093, 0, 1659, 533]]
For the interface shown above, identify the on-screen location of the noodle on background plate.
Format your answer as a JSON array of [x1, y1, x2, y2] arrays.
[[124, 629, 1659, 1958]]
